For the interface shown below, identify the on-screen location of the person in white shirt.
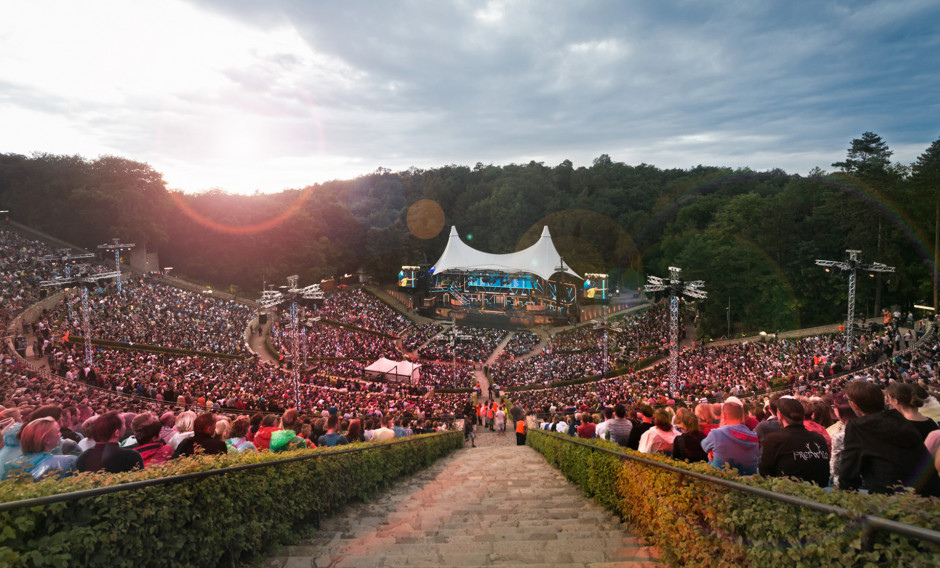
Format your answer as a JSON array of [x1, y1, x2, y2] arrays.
[[594, 408, 612, 440]]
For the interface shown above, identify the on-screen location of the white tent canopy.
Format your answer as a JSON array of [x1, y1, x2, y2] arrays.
[[363, 357, 421, 383], [431, 226, 581, 281]]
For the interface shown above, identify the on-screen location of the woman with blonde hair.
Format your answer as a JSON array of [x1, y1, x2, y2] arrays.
[[2, 417, 76, 480], [695, 402, 718, 435], [168, 410, 196, 451]]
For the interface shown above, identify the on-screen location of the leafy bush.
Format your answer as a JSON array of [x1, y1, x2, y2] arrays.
[[527, 429, 940, 568], [0, 432, 462, 568], [66, 337, 247, 360]]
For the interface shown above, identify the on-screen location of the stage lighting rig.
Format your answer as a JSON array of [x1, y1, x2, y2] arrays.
[[258, 276, 323, 411], [816, 249, 895, 352], [97, 238, 135, 292], [644, 266, 707, 390], [40, 265, 121, 367]]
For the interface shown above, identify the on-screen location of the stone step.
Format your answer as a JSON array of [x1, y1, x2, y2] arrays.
[[260, 444, 664, 567]]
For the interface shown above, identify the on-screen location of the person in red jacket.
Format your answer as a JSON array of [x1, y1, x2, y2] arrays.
[[252, 414, 280, 451], [577, 413, 596, 438]]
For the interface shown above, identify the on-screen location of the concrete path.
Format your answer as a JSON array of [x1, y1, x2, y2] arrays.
[[247, 314, 280, 365], [260, 431, 663, 568]]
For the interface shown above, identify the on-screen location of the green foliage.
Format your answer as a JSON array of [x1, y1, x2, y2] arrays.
[[65, 337, 247, 361], [527, 430, 940, 568], [0, 432, 462, 568], [3, 133, 939, 337]]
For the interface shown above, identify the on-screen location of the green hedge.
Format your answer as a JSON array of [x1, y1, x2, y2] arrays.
[[527, 429, 940, 568], [0, 431, 463, 568], [66, 337, 246, 361]]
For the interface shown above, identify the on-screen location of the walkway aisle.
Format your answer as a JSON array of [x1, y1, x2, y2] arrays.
[[261, 435, 663, 568], [247, 315, 280, 365]]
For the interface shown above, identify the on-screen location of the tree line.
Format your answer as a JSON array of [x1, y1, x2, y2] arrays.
[[1, 132, 938, 339]]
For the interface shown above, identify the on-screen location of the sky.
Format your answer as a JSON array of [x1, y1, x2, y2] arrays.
[[1, 0, 938, 195]]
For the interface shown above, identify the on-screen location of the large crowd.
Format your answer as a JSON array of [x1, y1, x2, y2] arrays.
[[2, 224, 939, 502], [418, 326, 507, 364], [315, 287, 411, 336], [488, 307, 669, 388], [49, 278, 254, 355], [531, 325, 940, 496]]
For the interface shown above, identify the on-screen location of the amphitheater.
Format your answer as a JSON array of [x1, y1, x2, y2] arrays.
[[1, 222, 939, 568]]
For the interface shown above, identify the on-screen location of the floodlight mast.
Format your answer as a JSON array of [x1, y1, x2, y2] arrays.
[[39, 250, 96, 320], [816, 249, 895, 352], [257, 276, 323, 411], [643, 266, 707, 391], [40, 267, 121, 367], [97, 238, 135, 292]]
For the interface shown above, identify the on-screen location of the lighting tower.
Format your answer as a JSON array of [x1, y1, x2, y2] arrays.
[[815, 249, 895, 352], [259, 275, 324, 411], [97, 238, 135, 292], [39, 249, 96, 319], [644, 266, 707, 389], [40, 266, 121, 367]]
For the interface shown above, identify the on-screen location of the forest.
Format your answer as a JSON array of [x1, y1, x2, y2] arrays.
[[1, 131, 939, 339]]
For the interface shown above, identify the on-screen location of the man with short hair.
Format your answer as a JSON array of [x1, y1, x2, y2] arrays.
[[76, 411, 144, 473], [371, 416, 396, 442], [317, 415, 349, 447], [758, 397, 830, 486], [607, 404, 633, 446], [839, 380, 940, 496], [391, 416, 408, 438], [701, 402, 760, 475]]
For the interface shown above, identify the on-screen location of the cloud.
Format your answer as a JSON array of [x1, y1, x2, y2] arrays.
[[0, 0, 937, 193]]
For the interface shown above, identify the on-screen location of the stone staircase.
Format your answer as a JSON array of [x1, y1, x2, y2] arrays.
[[261, 438, 663, 567]]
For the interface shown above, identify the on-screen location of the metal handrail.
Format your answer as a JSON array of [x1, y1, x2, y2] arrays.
[[530, 429, 940, 549], [0, 430, 460, 513]]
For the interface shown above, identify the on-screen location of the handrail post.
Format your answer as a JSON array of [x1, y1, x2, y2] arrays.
[[860, 522, 877, 552]]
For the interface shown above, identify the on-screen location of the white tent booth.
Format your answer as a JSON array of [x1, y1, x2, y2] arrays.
[[363, 357, 421, 384]]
